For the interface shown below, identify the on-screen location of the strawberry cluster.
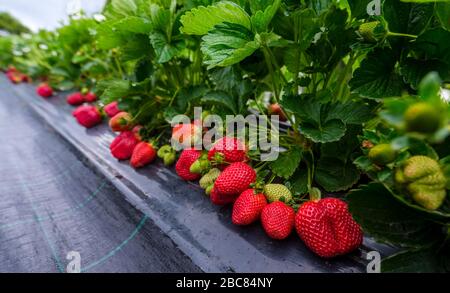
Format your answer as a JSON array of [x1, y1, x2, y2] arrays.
[[172, 135, 363, 258]]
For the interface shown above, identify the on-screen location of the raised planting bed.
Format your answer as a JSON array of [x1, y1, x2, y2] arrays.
[[7, 77, 398, 273]]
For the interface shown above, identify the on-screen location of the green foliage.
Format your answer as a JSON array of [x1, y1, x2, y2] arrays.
[[0, 12, 30, 35]]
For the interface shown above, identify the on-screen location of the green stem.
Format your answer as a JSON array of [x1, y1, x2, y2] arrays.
[[387, 32, 418, 39]]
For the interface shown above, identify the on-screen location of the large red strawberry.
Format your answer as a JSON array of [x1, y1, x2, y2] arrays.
[[36, 83, 53, 98], [261, 202, 295, 240], [208, 137, 247, 163], [72, 105, 102, 128], [130, 142, 156, 168], [214, 162, 256, 197], [104, 101, 122, 118], [295, 198, 363, 258], [109, 112, 133, 132], [232, 189, 267, 225], [175, 149, 202, 181], [67, 92, 85, 106], [84, 92, 97, 103], [172, 122, 202, 148], [210, 187, 238, 206], [110, 131, 139, 160]]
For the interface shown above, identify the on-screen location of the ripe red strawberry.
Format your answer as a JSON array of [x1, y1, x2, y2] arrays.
[[67, 92, 85, 106], [84, 92, 97, 103], [268, 103, 287, 122], [232, 189, 267, 225], [261, 202, 295, 240], [132, 125, 144, 142], [172, 122, 202, 148], [36, 83, 53, 98], [210, 187, 238, 206], [214, 162, 256, 197], [175, 149, 202, 181], [72, 105, 102, 128], [110, 131, 139, 160], [208, 137, 247, 163], [21, 74, 31, 83], [130, 142, 156, 168], [295, 198, 363, 258], [104, 101, 122, 118], [109, 112, 133, 132]]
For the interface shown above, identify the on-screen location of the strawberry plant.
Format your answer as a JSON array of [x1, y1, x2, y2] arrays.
[[2, 0, 450, 271]]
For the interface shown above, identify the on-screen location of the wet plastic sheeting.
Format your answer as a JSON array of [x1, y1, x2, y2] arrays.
[[0, 76, 199, 272]]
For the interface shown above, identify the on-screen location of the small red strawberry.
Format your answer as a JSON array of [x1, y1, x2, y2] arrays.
[[104, 101, 122, 118], [67, 92, 85, 106], [208, 137, 247, 163], [36, 83, 53, 98], [210, 187, 238, 206], [109, 112, 133, 132], [132, 125, 144, 142], [175, 149, 202, 181], [110, 131, 139, 160], [295, 198, 363, 258], [268, 103, 287, 122], [172, 122, 202, 148], [72, 105, 102, 128], [130, 142, 156, 168], [232, 189, 267, 225], [84, 92, 97, 103], [261, 202, 295, 240], [214, 162, 256, 197]]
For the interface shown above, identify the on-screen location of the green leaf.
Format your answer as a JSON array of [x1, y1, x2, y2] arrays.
[[384, 0, 434, 35], [201, 22, 259, 69], [412, 28, 450, 65], [419, 71, 442, 102], [349, 48, 403, 99], [437, 2, 450, 31], [269, 146, 303, 179], [400, 58, 450, 90], [327, 101, 375, 125], [315, 126, 361, 192], [281, 95, 348, 143], [347, 0, 370, 19], [111, 0, 138, 17], [309, 0, 334, 15], [98, 79, 130, 102], [201, 91, 237, 114], [381, 248, 448, 273], [347, 183, 443, 248], [300, 119, 346, 143], [250, 0, 281, 33], [150, 32, 184, 63], [289, 166, 309, 195], [114, 16, 152, 34], [315, 156, 360, 192], [180, 1, 251, 35]]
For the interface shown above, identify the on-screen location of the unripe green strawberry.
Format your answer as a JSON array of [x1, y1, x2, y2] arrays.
[[157, 145, 176, 166], [157, 145, 174, 158], [395, 156, 447, 210], [190, 158, 211, 174], [368, 144, 396, 165], [199, 168, 221, 190], [263, 184, 293, 203], [358, 21, 386, 43], [163, 152, 176, 166], [404, 103, 442, 134]]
